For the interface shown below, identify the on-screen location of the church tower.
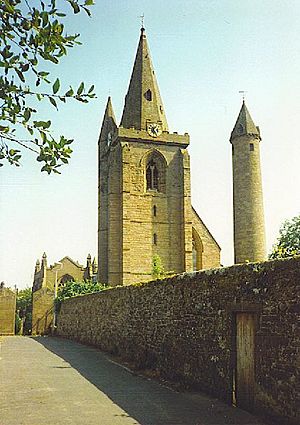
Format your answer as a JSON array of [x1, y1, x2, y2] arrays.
[[230, 101, 266, 264], [98, 28, 220, 286]]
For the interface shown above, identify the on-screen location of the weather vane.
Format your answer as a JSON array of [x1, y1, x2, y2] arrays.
[[238, 90, 247, 102], [140, 13, 145, 29]]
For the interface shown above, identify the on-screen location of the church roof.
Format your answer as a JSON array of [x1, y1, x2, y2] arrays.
[[230, 101, 260, 141], [120, 28, 168, 132]]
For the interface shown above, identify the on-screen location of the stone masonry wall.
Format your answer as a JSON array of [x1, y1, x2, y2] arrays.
[[32, 287, 54, 335], [57, 257, 300, 425], [0, 287, 16, 335]]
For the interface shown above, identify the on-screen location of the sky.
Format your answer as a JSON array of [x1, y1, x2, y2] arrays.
[[1, 0, 299, 289]]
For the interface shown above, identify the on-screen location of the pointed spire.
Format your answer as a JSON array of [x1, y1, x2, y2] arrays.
[[99, 96, 117, 143], [41, 252, 47, 268], [230, 101, 260, 142], [35, 259, 41, 273], [120, 28, 168, 132], [92, 257, 98, 274]]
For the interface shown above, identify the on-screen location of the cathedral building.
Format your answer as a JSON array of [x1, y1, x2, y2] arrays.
[[32, 253, 97, 293], [31, 253, 97, 335], [98, 28, 221, 286]]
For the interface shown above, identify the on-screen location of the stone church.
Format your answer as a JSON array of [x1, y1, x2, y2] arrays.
[[98, 28, 221, 286]]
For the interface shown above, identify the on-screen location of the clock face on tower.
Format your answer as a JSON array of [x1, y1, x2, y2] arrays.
[[147, 122, 162, 138]]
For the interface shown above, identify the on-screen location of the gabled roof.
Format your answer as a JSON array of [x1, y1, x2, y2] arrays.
[[230, 101, 260, 141], [120, 28, 168, 132], [192, 207, 221, 250], [57, 256, 83, 269]]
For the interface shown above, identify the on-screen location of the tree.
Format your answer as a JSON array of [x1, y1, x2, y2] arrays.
[[269, 214, 300, 260], [55, 279, 107, 312], [0, 0, 95, 173], [16, 287, 32, 334]]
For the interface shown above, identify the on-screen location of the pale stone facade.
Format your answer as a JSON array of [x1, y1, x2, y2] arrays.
[[0, 284, 16, 335], [98, 28, 220, 286], [230, 101, 266, 263], [32, 253, 97, 335]]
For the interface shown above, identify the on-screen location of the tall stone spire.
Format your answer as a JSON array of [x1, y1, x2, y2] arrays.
[[230, 101, 266, 264], [120, 28, 168, 132]]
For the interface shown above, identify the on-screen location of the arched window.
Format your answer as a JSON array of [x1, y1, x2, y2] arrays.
[[192, 229, 203, 271], [146, 160, 159, 190], [144, 150, 166, 193], [59, 274, 74, 287]]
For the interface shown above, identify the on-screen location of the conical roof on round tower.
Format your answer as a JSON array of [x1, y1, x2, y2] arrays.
[[120, 28, 168, 132], [230, 101, 260, 142]]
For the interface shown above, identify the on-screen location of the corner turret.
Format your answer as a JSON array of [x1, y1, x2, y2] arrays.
[[99, 96, 117, 147], [41, 252, 47, 268]]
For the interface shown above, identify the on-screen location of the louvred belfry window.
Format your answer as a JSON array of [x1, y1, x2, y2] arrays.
[[146, 159, 159, 190], [144, 150, 166, 193]]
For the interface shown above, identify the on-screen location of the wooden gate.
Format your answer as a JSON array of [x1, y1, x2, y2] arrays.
[[235, 312, 255, 411]]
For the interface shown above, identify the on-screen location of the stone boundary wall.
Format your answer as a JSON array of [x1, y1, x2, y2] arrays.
[[57, 257, 300, 425]]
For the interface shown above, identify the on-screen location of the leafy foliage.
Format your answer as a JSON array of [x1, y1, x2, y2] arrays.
[[55, 279, 107, 312], [16, 287, 32, 334], [269, 214, 300, 260], [152, 254, 165, 279], [0, 0, 95, 173]]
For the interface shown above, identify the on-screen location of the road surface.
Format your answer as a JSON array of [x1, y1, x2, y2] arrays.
[[0, 336, 267, 425]]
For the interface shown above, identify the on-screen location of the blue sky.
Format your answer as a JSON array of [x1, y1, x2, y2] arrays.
[[1, 0, 299, 289]]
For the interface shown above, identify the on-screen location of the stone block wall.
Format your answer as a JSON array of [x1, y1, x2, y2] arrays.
[[0, 287, 16, 335], [32, 287, 54, 335], [57, 257, 300, 425]]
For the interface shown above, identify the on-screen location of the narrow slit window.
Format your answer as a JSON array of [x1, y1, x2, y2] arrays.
[[153, 205, 157, 217], [153, 233, 157, 245], [145, 89, 152, 101], [250, 143, 254, 151]]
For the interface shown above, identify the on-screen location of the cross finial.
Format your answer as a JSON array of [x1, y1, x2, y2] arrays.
[[239, 90, 247, 102], [140, 13, 145, 30]]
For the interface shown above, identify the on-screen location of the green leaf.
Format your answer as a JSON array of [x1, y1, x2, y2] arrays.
[[77, 82, 84, 95], [24, 109, 31, 122], [69, 1, 80, 14], [49, 97, 58, 109], [15, 69, 25, 82], [34, 120, 51, 129], [65, 88, 74, 97], [53, 78, 60, 94]]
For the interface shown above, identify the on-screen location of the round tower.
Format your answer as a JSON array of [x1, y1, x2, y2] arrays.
[[230, 101, 266, 264]]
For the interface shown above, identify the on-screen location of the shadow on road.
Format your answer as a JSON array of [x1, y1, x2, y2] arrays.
[[32, 336, 267, 425], [34, 337, 268, 425]]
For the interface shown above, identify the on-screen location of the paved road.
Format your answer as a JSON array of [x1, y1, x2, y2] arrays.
[[0, 337, 267, 425]]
